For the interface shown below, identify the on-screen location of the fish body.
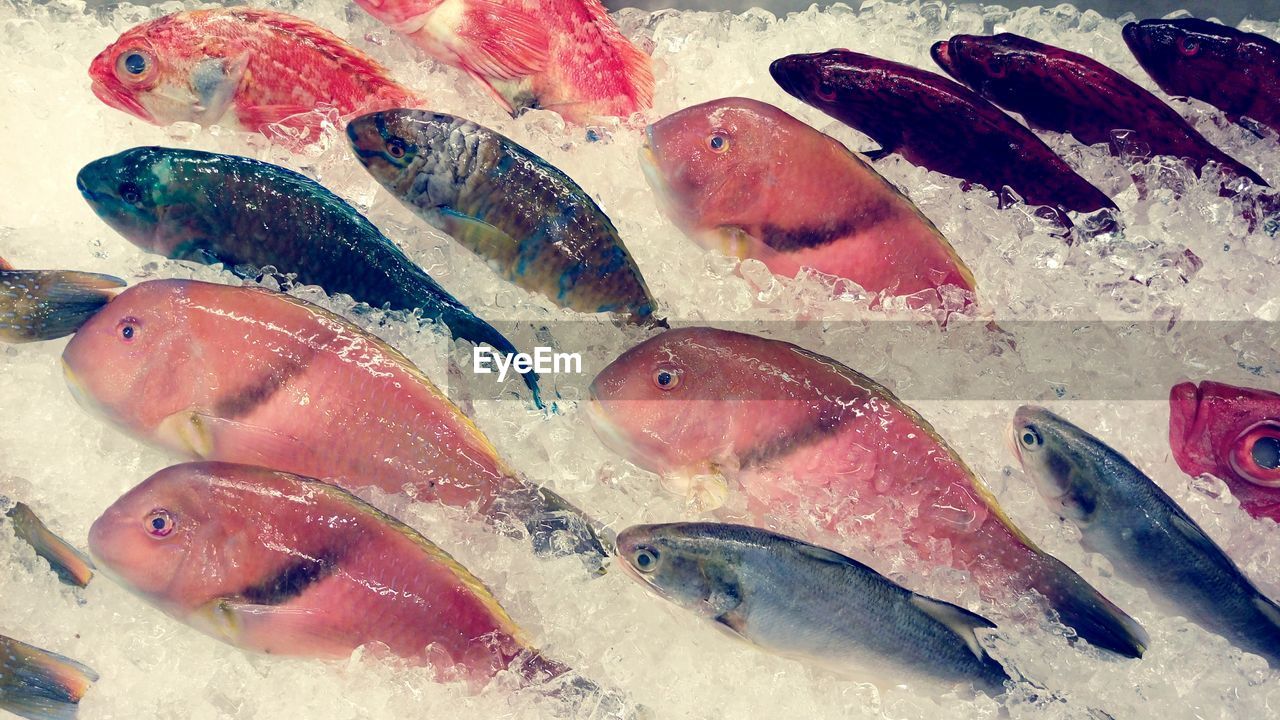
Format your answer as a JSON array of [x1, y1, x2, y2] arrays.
[[6, 503, 95, 587], [1011, 406, 1280, 665], [641, 97, 975, 306], [1124, 19, 1280, 138], [76, 146, 543, 407], [61, 279, 605, 562], [588, 327, 1146, 658], [1170, 380, 1280, 522], [769, 51, 1115, 213], [0, 634, 97, 720], [617, 522, 1009, 693], [351, 0, 653, 122], [89, 462, 564, 685], [89, 8, 423, 145], [932, 33, 1268, 186], [0, 267, 125, 343], [348, 110, 657, 322]]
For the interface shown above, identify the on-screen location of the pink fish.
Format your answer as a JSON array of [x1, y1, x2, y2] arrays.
[[90, 462, 566, 686], [89, 8, 424, 145], [62, 279, 605, 562], [1170, 380, 1280, 522], [352, 0, 653, 122], [642, 98, 976, 309], [588, 327, 1147, 658]]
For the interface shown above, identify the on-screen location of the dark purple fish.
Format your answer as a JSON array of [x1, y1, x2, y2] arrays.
[[1124, 18, 1280, 139], [932, 33, 1268, 187], [770, 50, 1116, 214]]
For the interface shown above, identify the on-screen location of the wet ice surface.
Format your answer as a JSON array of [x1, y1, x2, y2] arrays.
[[2, 0, 1280, 717]]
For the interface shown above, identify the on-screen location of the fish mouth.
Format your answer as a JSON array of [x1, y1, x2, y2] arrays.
[[585, 395, 641, 463], [91, 79, 154, 124], [1167, 381, 1202, 461], [768, 57, 805, 99], [1120, 22, 1145, 54], [929, 39, 957, 76]]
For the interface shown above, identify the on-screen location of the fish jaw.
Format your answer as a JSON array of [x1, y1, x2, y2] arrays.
[[1168, 381, 1215, 478], [91, 77, 156, 124]]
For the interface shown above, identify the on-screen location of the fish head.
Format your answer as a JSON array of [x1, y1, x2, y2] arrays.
[[1122, 19, 1240, 98], [1170, 381, 1280, 491], [641, 98, 784, 239], [588, 327, 778, 481], [1010, 405, 1101, 525], [616, 523, 742, 620], [90, 13, 247, 127], [61, 279, 201, 442], [769, 51, 885, 124], [347, 109, 447, 196], [89, 464, 231, 614], [930, 34, 1044, 105], [77, 147, 198, 257]]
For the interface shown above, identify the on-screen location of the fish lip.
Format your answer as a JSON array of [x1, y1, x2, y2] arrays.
[[930, 39, 956, 75], [768, 57, 802, 98], [91, 79, 154, 124], [1167, 381, 1202, 464], [1120, 21, 1143, 53]]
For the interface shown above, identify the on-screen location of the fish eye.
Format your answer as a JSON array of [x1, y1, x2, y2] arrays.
[[115, 48, 154, 83], [1254, 436, 1280, 470], [706, 132, 729, 153], [1179, 37, 1200, 56], [988, 56, 1008, 78], [385, 137, 409, 159], [652, 367, 681, 391], [815, 80, 837, 102], [631, 546, 660, 573], [1230, 422, 1280, 487], [118, 182, 142, 205], [116, 317, 140, 342], [145, 509, 174, 538], [1019, 426, 1043, 450]]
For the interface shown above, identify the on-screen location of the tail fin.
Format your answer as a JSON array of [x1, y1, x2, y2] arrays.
[[6, 503, 95, 587], [1028, 553, 1148, 658], [0, 269, 125, 343], [0, 634, 98, 720]]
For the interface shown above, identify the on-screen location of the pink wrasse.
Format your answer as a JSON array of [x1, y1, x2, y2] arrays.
[[351, 0, 652, 122], [642, 97, 975, 310], [61, 279, 606, 563], [588, 327, 1147, 658], [89, 462, 567, 686], [1170, 380, 1280, 522], [89, 8, 425, 146]]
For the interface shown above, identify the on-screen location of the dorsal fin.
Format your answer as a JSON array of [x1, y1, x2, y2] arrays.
[[908, 595, 997, 661]]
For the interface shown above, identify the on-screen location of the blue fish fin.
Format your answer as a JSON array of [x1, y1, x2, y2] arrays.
[[1254, 595, 1280, 630], [862, 146, 894, 161], [192, 53, 249, 124], [0, 634, 97, 720], [1167, 511, 1240, 571], [437, 208, 521, 260], [908, 595, 997, 661]]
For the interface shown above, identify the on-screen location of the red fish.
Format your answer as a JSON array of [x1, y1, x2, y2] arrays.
[[1170, 380, 1280, 522], [61, 280, 605, 562], [931, 33, 1268, 187], [588, 327, 1147, 658], [90, 462, 568, 686], [1125, 18, 1280, 138], [351, 0, 653, 122], [641, 98, 976, 309], [89, 8, 424, 145]]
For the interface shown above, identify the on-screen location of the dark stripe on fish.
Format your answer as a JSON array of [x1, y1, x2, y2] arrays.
[[738, 409, 848, 470], [213, 348, 316, 419], [759, 205, 892, 252], [238, 549, 342, 606]]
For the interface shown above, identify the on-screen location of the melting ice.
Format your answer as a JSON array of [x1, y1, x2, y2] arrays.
[[1, 1, 1279, 718]]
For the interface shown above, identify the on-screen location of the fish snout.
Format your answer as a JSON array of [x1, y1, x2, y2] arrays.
[[768, 57, 806, 99], [1120, 22, 1146, 53], [929, 39, 956, 74]]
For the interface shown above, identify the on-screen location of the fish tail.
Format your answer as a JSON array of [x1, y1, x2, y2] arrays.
[[1027, 553, 1148, 658], [420, 294, 548, 410], [0, 635, 97, 720], [6, 504, 95, 587], [0, 270, 125, 343]]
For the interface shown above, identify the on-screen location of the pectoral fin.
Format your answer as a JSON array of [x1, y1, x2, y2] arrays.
[[909, 594, 997, 661], [156, 411, 301, 462], [192, 53, 249, 124], [436, 208, 521, 263], [862, 146, 894, 161], [449, 0, 549, 79], [194, 599, 353, 658]]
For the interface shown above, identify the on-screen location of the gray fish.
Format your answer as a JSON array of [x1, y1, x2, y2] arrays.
[[616, 522, 1010, 694], [0, 633, 97, 720], [0, 261, 125, 343], [6, 503, 94, 588], [347, 110, 659, 324], [1011, 406, 1280, 665]]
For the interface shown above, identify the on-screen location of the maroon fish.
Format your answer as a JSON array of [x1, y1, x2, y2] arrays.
[[770, 50, 1116, 214], [90, 462, 574, 688], [1170, 380, 1280, 523], [1124, 18, 1280, 138], [932, 33, 1268, 186]]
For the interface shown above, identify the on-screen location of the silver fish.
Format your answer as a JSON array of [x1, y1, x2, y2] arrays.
[[616, 522, 1010, 694], [1011, 406, 1280, 665]]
